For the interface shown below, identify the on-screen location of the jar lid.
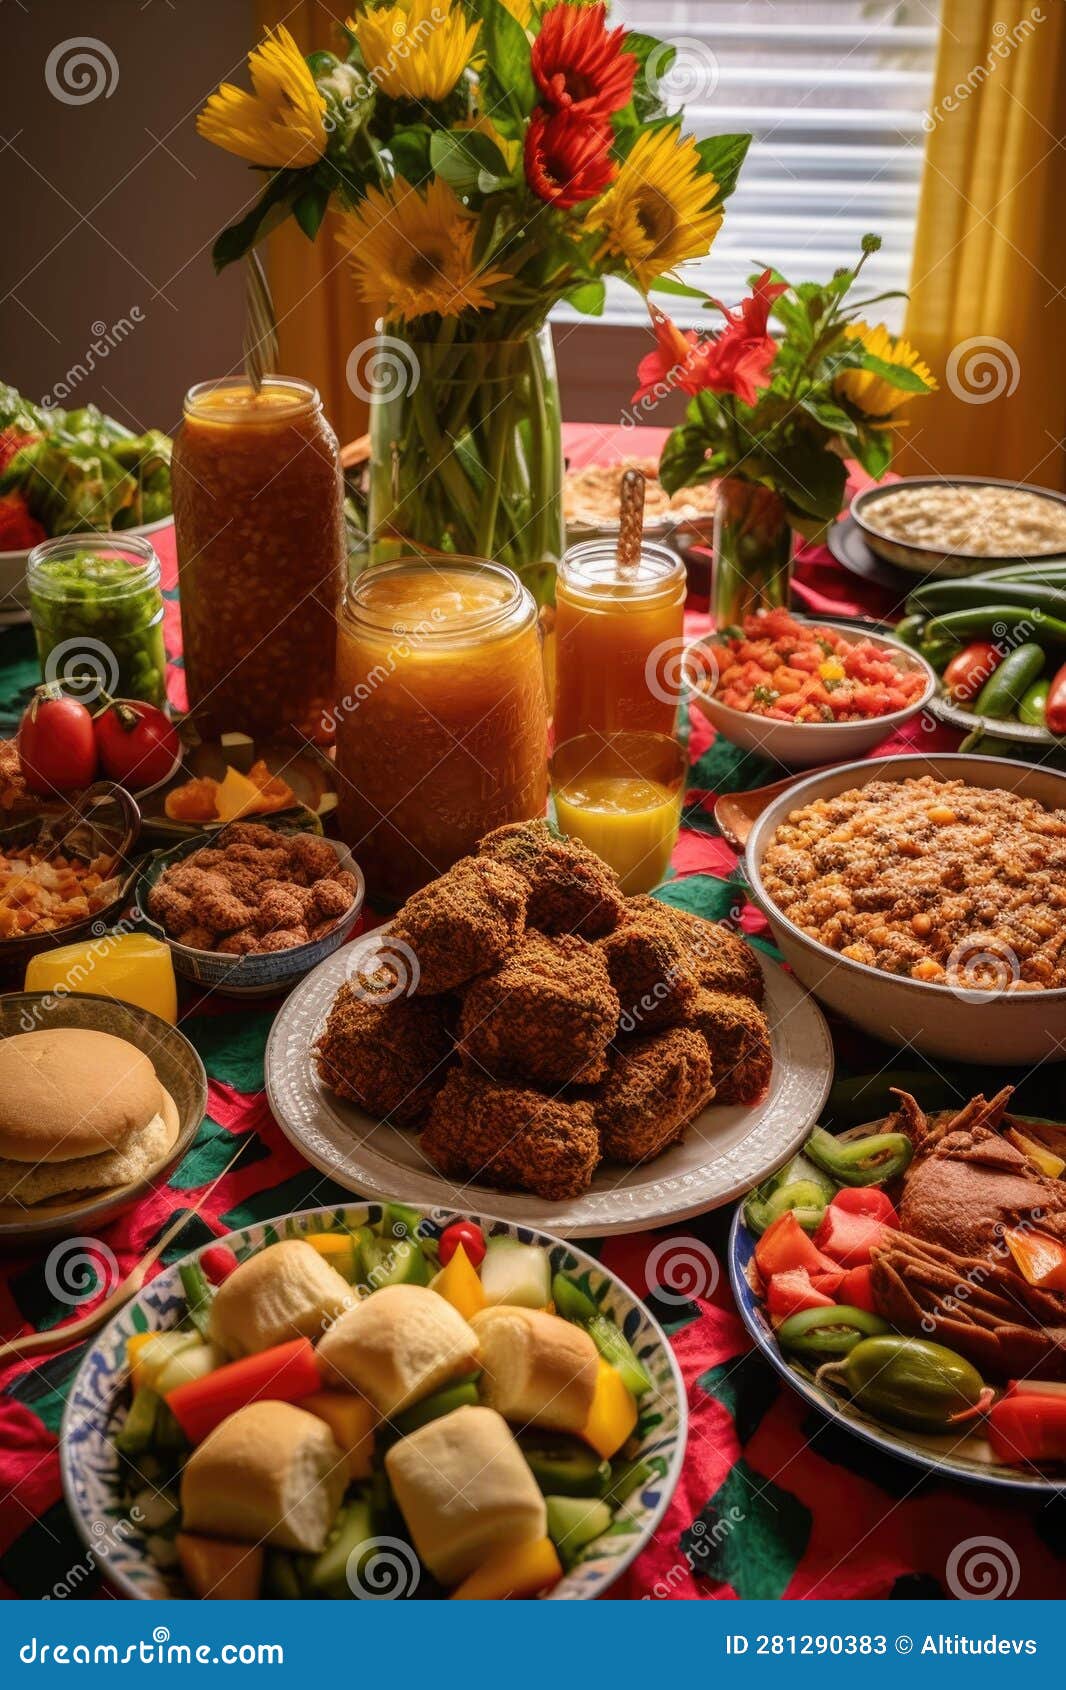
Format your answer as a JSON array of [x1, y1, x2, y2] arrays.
[[345, 557, 533, 642], [183, 377, 319, 423], [26, 533, 162, 602], [558, 539, 685, 601]]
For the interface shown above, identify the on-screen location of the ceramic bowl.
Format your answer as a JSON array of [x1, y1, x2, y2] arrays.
[[61, 1201, 687, 1600], [685, 617, 938, 770], [744, 752, 1066, 1064], [134, 829, 365, 999], [851, 478, 1066, 579]]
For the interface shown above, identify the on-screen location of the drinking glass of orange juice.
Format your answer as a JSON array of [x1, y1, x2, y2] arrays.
[[551, 731, 686, 895], [553, 540, 686, 743]]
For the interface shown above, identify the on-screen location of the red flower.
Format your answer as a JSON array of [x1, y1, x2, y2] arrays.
[[632, 307, 712, 404], [524, 107, 615, 210], [531, 2, 636, 117], [0, 491, 45, 552], [700, 270, 787, 406]]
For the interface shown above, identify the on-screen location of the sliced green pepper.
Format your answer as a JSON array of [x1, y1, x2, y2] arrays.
[[777, 1305, 889, 1360], [744, 1179, 831, 1237], [804, 1127, 912, 1187], [551, 1271, 599, 1325]]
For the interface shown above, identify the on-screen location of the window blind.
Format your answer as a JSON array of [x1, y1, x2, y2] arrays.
[[554, 0, 941, 330]]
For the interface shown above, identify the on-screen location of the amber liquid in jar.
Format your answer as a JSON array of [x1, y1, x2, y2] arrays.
[[553, 540, 687, 742], [334, 559, 548, 902], [171, 378, 345, 743]]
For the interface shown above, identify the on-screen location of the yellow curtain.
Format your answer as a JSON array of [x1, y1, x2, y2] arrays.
[[897, 0, 1066, 491], [254, 0, 373, 446]]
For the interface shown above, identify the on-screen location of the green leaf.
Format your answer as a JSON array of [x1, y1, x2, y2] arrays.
[[626, 33, 675, 124], [659, 423, 714, 495], [292, 179, 331, 241], [695, 133, 752, 208], [856, 353, 932, 393], [565, 279, 606, 316], [430, 128, 510, 195], [798, 395, 859, 436], [388, 125, 433, 183], [772, 438, 848, 522], [851, 426, 895, 479], [647, 274, 708, 301], [479, 0, 537, 126], [211, 170, 301, 271]]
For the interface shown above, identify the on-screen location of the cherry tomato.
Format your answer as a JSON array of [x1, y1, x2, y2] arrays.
[[1046, 660, 1066, 735], [18, 688, 97, 794], [439, 1221, 485, 1268], [93, 698, 181, 791], [199, 1245, 240, 1285], [942, 640, 1001, 703]]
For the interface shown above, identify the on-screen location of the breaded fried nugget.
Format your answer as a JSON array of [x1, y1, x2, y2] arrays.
[[477, 819, 624, 938], [595, 1026, 714, 1164], [389, 855, 527, 995], [598, 907, 698, 1033], [421, 1069, 599, 1200], [219, 823, 283, 850], [631, 896, 764, 1004], [459, 932, 619, 1086], [314, 981, 452, 1127], [679, 988, 772, 1105]]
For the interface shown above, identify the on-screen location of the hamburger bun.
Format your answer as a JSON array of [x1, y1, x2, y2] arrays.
[[0, 1085, 179, 1207], [316, 1283, 479, 1417], [0, 1029, 163, 1164], [470, 1306, 598, 1434], [208, 1239, 354, 1358], [181, 1401, 346, 1554]]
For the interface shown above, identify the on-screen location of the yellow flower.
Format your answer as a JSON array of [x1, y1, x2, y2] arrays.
[[336, 177, 509, 321], [197, 26, 326, 168], [836, 322, 938, 417], [585, 127, 723, 291], [351, 0, 480, 103], [499, 0, 534, 24]]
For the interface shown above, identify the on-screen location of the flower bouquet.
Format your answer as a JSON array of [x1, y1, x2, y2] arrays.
[[198, 1, 749, 599], [643, 237, 936, 623]]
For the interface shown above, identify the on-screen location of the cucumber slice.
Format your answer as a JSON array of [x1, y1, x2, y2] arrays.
[[134, 1331, 202, 1394], [360, 1236, 430, 1290], [308, 1498, 374, 1598], [586, 1315, 652, 1397], [392, 1376, 480, 1436], [551, 1271, 598, 1324], [481, 1240, 550, 1308], [154, 1342, 222, 1397], [378, 1202, 423, 1242], [545, 1495, 612, 1568], [600, 1457, 653, 1509], [519, 1433, 610, 1497]]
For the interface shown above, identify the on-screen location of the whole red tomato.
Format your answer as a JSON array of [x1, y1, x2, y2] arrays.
[[93, 699, 181, 791], [438, 1221, 486, 1269], [18, 688, 97, 794], [942, 640, 1001, 703]]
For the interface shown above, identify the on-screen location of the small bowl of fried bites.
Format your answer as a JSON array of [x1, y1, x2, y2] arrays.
[[137, 822, 364, 998], [312, 819, 773, 1202]]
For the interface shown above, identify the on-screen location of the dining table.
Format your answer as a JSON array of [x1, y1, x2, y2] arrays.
[[0, 423, 1063, 1603]]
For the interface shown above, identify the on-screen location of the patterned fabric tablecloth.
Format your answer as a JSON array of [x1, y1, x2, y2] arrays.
[[1, 428, 1063, 1602]]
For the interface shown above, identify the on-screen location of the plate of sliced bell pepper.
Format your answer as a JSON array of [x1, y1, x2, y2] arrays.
[[729, 1118, 1066, 1492]]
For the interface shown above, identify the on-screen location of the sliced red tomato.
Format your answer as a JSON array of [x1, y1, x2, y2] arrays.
[[830, 1186, 899, 1228], [767, 1268, 835, 1322], [839, 1264, 877, 1313], [814, 1206, 887, 1269], [754, 1212, 841, 1281]]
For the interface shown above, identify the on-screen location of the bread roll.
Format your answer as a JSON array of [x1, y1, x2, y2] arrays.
[[385, 1405, 545, 1585], [0, 1088, 179, 1207], [181, 1401, 346, 1553], [0, 1029, 162, 1162], [470, 1307, 598, 1434], [208, 1239, 353, 1357], [316, 1283, 479, 1416]]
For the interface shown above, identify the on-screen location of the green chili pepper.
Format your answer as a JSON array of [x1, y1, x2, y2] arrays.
[[919, 632, 962, 673], [926, 606, 1066, 648], [743, 1179, 831, 1237], [892, 613, 926, 650], [777, 1305, 889, 1361], [1019, 677, 1050, 727], [824, 1336, 988, 1431], [804, 1127, 912, 1187], [972, 643, 1045, 720]]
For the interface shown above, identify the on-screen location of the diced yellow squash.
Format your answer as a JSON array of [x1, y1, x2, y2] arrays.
[[126, 1331, 156, 1390], [303, 1231, 359, 1281], [301, 1390, 377, 1479], [431, 1244, 487, 1322], [177, 1533, 263, 1600], [451, 1536, 563, 1600], [214, 765, 263, 824], [1007, 1128, 1065, 1180], [581, 1358, 638, 1460]]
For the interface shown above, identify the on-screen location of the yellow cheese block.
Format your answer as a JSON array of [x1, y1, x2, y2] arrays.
[[214, 764, 264, 823]]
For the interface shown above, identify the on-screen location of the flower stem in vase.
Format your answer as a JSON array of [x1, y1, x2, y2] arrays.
[[711, 476, 793, 630]]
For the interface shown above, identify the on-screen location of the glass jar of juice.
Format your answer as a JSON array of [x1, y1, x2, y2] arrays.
[[171, 377, 345, 743], [553, 539, 686, 742], [334, 558, 548, 902], [28, 534, 167, 708]]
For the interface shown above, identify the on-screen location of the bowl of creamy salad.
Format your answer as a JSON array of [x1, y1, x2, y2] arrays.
[[851, 476, 1066, 578]]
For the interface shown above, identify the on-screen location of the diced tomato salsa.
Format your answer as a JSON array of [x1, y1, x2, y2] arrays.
[[701, 610, 926, 724]]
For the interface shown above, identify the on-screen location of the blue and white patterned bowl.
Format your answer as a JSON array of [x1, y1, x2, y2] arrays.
[[61, 1202, 687, 1600]]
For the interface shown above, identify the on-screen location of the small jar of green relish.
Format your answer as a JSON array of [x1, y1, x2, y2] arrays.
[[27, 534, 167, 709]]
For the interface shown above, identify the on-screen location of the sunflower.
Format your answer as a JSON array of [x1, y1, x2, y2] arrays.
[[835, 322, 938, 417], [336, 178, 509, 321], [197, 26, 327, 167], [351, 0, 479, 104], [586, 127, 722, 291]]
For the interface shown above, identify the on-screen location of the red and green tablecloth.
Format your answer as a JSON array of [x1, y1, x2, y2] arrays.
[[1, 427, 1064, 1602]]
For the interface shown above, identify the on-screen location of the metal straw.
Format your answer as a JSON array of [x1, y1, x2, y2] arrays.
[[616, 466, 646, 578], [243, 249, 279, 394]]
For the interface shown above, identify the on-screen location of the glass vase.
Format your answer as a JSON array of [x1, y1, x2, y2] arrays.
[[711, 476, 793, 629], [366, 324, 564, 605]]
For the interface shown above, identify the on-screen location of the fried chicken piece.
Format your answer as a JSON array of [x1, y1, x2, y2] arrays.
[[191, 876, 258, 935], [594, 1026, 714, 1164], [314, 981, 453, 1127], [629, 896, 764, 1005], [174, 924, 218, 951], [477, 819, 625, 938], [217, 927, 258, 955], [146, 881, 193, 932], [330, 868, 359, 899], [389, 855, 528, 995], [308, 877, 353, 922], [287, 833, 341, 882], [257, 880, 313, 934], [421, 1068, 599, 1200], [255, 926, 309, 952], [218, 844, 292, 881], [459, 932, 619, 1086], [219, 822, 284, 850], [598, 907, 698, 1033], [678, 989, 772, 1105]]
